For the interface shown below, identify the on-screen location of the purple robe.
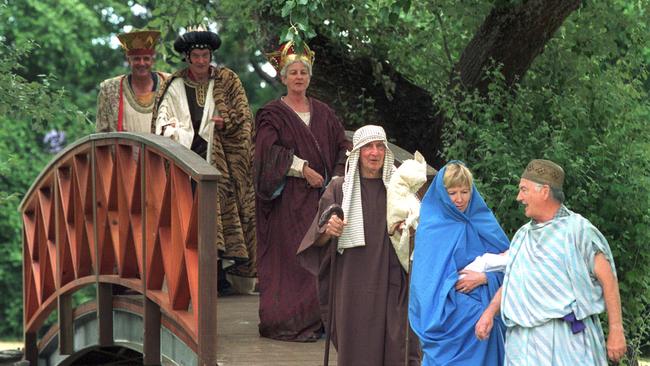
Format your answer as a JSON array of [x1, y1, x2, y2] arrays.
[[254, 98, 350, 341], [298, 177, 421, 365]]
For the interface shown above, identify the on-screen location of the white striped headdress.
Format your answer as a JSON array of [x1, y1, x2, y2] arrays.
[[338, 125, 394, 252]]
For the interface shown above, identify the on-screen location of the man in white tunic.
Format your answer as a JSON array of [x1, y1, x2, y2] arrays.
[[152, 26, 256, 294], [475, 159, 626, 365], [96, 30, 167, 132]]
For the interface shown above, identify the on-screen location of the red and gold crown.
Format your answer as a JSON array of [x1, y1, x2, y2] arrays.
[[117, 30, 160, 56], [265, 41, 315, 73]]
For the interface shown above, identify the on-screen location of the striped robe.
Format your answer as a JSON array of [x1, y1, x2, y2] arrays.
[[501, 205, 616, 366]]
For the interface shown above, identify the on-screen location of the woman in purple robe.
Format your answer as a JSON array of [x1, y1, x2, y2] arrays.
[[254, 41, 350, 341]]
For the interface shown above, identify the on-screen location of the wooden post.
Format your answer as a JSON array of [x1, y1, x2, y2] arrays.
[[58, 293, 73, 355], [197, 180, 218, 366], [143, 298, 161, 365], [24, 332, 37, 365], [97, 282, 113, 346], [55, 170, 73, 355], [142, 146, 161, 365], [92, 142, 113, 346]]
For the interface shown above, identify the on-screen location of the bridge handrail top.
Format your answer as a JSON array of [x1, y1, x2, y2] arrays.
[[19, 132, 220, 212]]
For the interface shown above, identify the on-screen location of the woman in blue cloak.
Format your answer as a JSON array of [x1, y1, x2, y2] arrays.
[[409, 162, 509, 366]]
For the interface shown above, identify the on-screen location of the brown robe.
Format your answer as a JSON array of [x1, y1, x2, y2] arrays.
[[254, 98, 350, 341], [298, 177, 421, 366]]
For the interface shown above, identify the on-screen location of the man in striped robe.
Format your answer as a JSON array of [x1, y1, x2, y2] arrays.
[[475, 159, 626, 365]]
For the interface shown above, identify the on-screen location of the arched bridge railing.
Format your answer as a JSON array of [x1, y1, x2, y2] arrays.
[[19, 132, 220, 365]]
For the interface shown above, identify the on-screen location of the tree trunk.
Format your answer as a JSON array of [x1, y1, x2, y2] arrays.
[[455, 0, 582, 93], [307, 35, 444, 167]]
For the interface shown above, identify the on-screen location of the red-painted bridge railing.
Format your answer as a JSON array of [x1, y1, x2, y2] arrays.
[[19, 132, 220, 365]]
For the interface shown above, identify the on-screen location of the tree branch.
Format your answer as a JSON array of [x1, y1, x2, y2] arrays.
[[249, 57, 281, 90]]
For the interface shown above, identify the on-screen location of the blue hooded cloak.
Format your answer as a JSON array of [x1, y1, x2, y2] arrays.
[[409, 162, 509, 366]]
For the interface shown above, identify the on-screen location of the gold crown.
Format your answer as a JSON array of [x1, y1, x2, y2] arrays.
[[265, 41, 315, 73], [117, 30, 160, 55], [186, 24, 208, 33]]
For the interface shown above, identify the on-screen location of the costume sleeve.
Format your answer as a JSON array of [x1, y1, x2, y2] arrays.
[[576, 220, 617, 277], [565, 216, 613, 319], [296, 178, 341, 276], [95, 82, 114, 132], [287, 155, 307, 177], [218, 69, 254, 137], [253, 110, 294, 201], [154, 81, 193, 149]]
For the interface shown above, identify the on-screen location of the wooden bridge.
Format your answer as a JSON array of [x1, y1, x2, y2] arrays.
[[18, 132, 431, 365]]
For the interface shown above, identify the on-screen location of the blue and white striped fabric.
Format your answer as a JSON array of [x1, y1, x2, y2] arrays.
[[501, 205, 616, 366]]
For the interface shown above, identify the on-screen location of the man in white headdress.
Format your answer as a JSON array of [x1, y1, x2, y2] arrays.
[[298, 125, 421, 366]]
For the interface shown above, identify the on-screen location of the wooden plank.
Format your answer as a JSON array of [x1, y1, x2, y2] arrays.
[[197, 180, 218, 366], [143, 298, 161, 365], [216, 295, 336, 366], [58, 293, 73, 355], [97, 282, 113, 346], [24, 332, 37, 365]]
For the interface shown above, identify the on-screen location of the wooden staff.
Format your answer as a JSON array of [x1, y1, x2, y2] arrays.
[[404, 233, 415, 366], [318, 204, 344, 366]]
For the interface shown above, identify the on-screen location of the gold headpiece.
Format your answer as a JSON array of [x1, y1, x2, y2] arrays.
[[186, 24, 208, 33], [266, 41, 315, 74], [117, 30, 160, 56]]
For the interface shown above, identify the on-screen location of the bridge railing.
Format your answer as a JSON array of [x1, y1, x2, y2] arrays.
[[19, 132, 220, 365]]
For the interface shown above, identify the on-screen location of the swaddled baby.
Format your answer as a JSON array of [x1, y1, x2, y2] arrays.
[[386, 151, 427, 271]]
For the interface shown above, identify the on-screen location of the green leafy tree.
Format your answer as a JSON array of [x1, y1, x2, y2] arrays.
[[0, 0, 146, 337], [1, 2, 649, 364], [0, 41, 83, 337]]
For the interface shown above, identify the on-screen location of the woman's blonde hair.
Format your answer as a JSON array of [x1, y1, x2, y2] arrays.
[[443, 163, 473, 189]]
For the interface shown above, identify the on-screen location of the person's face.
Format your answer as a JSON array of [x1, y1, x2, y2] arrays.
[[516, 178, 548, 220], [281, 62, 310, 94], [359, 140, 386, 178], [447, 185, 471, 212], [127, 54, 154, 77], [188, 48, 211, 76]]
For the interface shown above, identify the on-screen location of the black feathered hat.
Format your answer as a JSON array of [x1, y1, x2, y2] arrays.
[[173, 25, 221, 55]]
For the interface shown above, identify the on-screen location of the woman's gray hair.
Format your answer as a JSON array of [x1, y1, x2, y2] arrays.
[[280, 59, 313, 77]]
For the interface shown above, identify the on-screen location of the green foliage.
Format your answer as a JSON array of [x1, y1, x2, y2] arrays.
[[438, 2, 650, 363], [0, 4, 649, 364], [0, 0, 106, 336]]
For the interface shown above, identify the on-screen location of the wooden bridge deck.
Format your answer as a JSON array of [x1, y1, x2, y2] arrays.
[[216, 295, 335, 366]]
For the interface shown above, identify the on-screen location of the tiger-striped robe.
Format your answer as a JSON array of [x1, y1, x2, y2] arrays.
[[151, 66, 257, 277]]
